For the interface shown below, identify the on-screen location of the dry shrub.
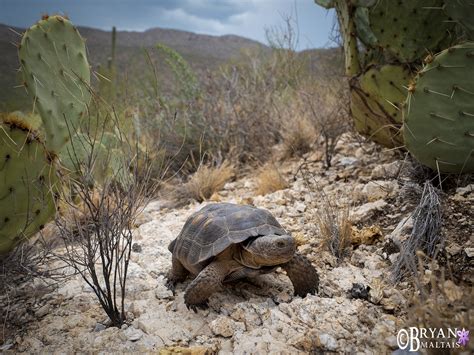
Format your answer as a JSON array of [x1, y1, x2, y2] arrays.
[[0, 235, 64, 343], [281, 115, 316, 158], [406, 257, 473, 353], [255, 165, 288, 196], [299, 74, 351, 169], [175, 162, 234, 203]]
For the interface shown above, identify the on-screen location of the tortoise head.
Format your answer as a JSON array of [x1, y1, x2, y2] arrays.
[[242, 234, 296, 266]]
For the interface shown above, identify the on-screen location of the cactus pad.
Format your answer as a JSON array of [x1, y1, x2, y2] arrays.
[[404, 42, 474, 173], [350, 64, 412, 148], [360, 64, 412, 123], [19, 15, 91, 154], [444, 0, 474, 40], [367, 0, 453, 62], [0, 120, 58, 254]]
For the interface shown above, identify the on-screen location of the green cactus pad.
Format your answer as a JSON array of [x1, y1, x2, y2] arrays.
[[360, 64, 413, 122], [367, 0, 454, 62], [19, 15, 91, 154], [351, 84, 403, 148], [0, 120, 58, 254], [444, 0, 474, 40], [350, 64, 412, 148], [335, 1, 361, 75], [404, 42, 474, 173], [354, 7, 378, 48]]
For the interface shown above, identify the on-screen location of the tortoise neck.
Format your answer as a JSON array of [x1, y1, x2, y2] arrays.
[[235, 247, 261, 269]]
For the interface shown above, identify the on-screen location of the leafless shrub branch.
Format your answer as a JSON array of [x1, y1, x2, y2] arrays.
[[55, 105, 157, 328], [299, 80, 351, 168]]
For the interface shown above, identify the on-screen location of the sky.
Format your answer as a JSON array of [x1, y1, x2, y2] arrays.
[[0, 0, 336, 50]]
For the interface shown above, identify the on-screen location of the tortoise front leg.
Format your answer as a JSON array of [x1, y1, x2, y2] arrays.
[[184, 260, 234, 312], [166, 256, 189, 292], [281, 253, 319, 297]]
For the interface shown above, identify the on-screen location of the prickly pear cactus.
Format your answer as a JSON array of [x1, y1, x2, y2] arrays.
[[315, 0, 361, 75], [366, 0, 454, 62], [18, 15, 91, 154], [350, 64, 413, 147], [404, 42, 474, 173], [444, 0, 474, 40], [0, 119, 58, 254]]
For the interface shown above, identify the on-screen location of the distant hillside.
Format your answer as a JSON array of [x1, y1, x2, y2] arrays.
[[0, 24, 341, 112], [0, 24, 266, 111]]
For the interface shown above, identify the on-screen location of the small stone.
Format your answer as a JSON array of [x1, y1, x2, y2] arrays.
[[123, 327, 143, 342], [132, 243, 143, 253], [210, 316, 245, 337], [352, 200, 388, 222], [294, 201, 306, 213], [34, 304, 50, 318], [155, 285, 173, 300], [446, 243, 462, 256], [274, 291, 292, 303], [338, 157, 358, 167], [388, 253, 399, 265], [362, 181, 398, 202], [370, 161, 401, 179], [349, 283, 370, 300], [455, 184, 473, 196], [381, 289, 406, 311], [318, 333, 337, 351], [385, 335, 398, 349], [465, 247, 474, 258], [388, 216, 413, 246], [93, 323, 107, 332]]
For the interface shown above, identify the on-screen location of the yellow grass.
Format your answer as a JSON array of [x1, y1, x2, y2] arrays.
[[183, 162, 234, 203], [255, 165, 288, 195]]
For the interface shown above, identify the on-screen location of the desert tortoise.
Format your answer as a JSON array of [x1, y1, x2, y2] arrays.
[[167, 203, 319, 311]]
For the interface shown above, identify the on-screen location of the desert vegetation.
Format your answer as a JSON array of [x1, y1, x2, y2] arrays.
[[0, 1, 473, 353]]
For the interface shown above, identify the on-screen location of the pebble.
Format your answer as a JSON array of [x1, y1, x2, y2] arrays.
[[352, 200, 388, 222], [94, 323, 107, 332], [319, 333, 338, 351], [123, 327, 144, 342], [35, 304, 51, 318], [210, 316, 245, 337]]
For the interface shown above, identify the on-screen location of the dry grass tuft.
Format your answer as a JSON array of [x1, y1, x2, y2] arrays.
[[255, 165, 288, 196], [177, 162, 234, 203], [315, 193, 352, 260], [281, 116, 316, 158], [293, 232, 309, 247], [392, 181, 443, 282]]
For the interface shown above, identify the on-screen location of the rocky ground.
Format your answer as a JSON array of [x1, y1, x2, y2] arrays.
[[1, 133, 473, 353]]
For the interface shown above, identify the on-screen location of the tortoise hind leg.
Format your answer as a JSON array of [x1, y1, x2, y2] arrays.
[[166, 256, 189, 292], [281, 253, 319, 297], [184, 260, 236, 312]]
